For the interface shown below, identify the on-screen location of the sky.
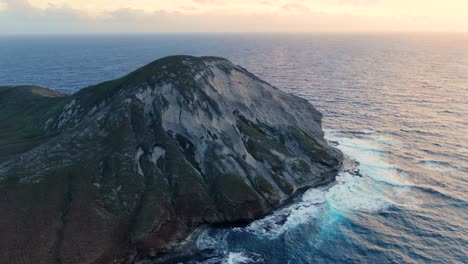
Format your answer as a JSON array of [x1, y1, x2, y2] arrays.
[[0, 0, 467, 34]]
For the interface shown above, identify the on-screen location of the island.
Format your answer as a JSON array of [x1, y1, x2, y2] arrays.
[[0, 56, 342, 263]]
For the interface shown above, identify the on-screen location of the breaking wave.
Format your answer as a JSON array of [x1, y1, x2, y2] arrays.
[[195, 130, 423, 263]]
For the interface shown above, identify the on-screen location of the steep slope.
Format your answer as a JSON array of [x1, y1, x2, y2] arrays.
[[0, 56, 342, 263]]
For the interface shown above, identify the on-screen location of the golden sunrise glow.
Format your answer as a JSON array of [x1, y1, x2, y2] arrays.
[[23, 0, 468, 18], [1, 0, 468, 33]]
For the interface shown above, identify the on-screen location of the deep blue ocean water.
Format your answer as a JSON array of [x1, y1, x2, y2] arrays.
[[1, 34, 467, 263]]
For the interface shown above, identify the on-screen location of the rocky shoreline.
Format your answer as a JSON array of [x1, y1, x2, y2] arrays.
[[126, 143, 354, 264]]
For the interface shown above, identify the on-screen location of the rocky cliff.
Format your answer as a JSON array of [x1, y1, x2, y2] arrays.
[[0, 56, 342, 263]]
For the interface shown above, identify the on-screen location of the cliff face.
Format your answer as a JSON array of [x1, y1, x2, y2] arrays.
[[0, 56, 342, 263]]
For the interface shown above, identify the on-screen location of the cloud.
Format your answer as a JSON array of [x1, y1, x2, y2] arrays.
[[178, 5, 199, 12], [191, 0, 225, 6], [2, 0, 30, 9], [338, 0, 380, 5], [0, 0, 466, 34], [2, 0, 35, 13], [282, 2, 310, 12]]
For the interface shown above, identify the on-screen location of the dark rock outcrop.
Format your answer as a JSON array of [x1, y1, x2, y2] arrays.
[[0, 56, 342, 263]]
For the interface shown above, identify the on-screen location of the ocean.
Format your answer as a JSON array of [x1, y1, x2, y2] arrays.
[[0, 33, 467, 263]]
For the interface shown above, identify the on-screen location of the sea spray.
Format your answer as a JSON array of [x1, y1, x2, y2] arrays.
[[194, 130, 413, 263]]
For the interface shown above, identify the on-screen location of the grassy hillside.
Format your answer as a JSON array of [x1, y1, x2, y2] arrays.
[[0, 86, 68, 161]]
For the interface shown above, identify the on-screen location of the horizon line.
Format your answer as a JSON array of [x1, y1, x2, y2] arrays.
[[1, 31, 468, 37]]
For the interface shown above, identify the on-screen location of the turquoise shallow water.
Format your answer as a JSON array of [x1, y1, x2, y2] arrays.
[[0, 34, 467, 263]]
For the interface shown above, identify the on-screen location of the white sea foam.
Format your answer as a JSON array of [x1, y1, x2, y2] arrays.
[[325, 172, 390, 213], [195, 228, 229, 253], [242, 131, 411, 238], [327, 132, 410, 186], [224, 252, 264, 264], [198, 131, 413, 263], [245, 194, 324, 238]]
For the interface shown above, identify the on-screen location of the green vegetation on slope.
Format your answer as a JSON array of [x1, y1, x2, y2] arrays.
[[0, 86, 68, 161]]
